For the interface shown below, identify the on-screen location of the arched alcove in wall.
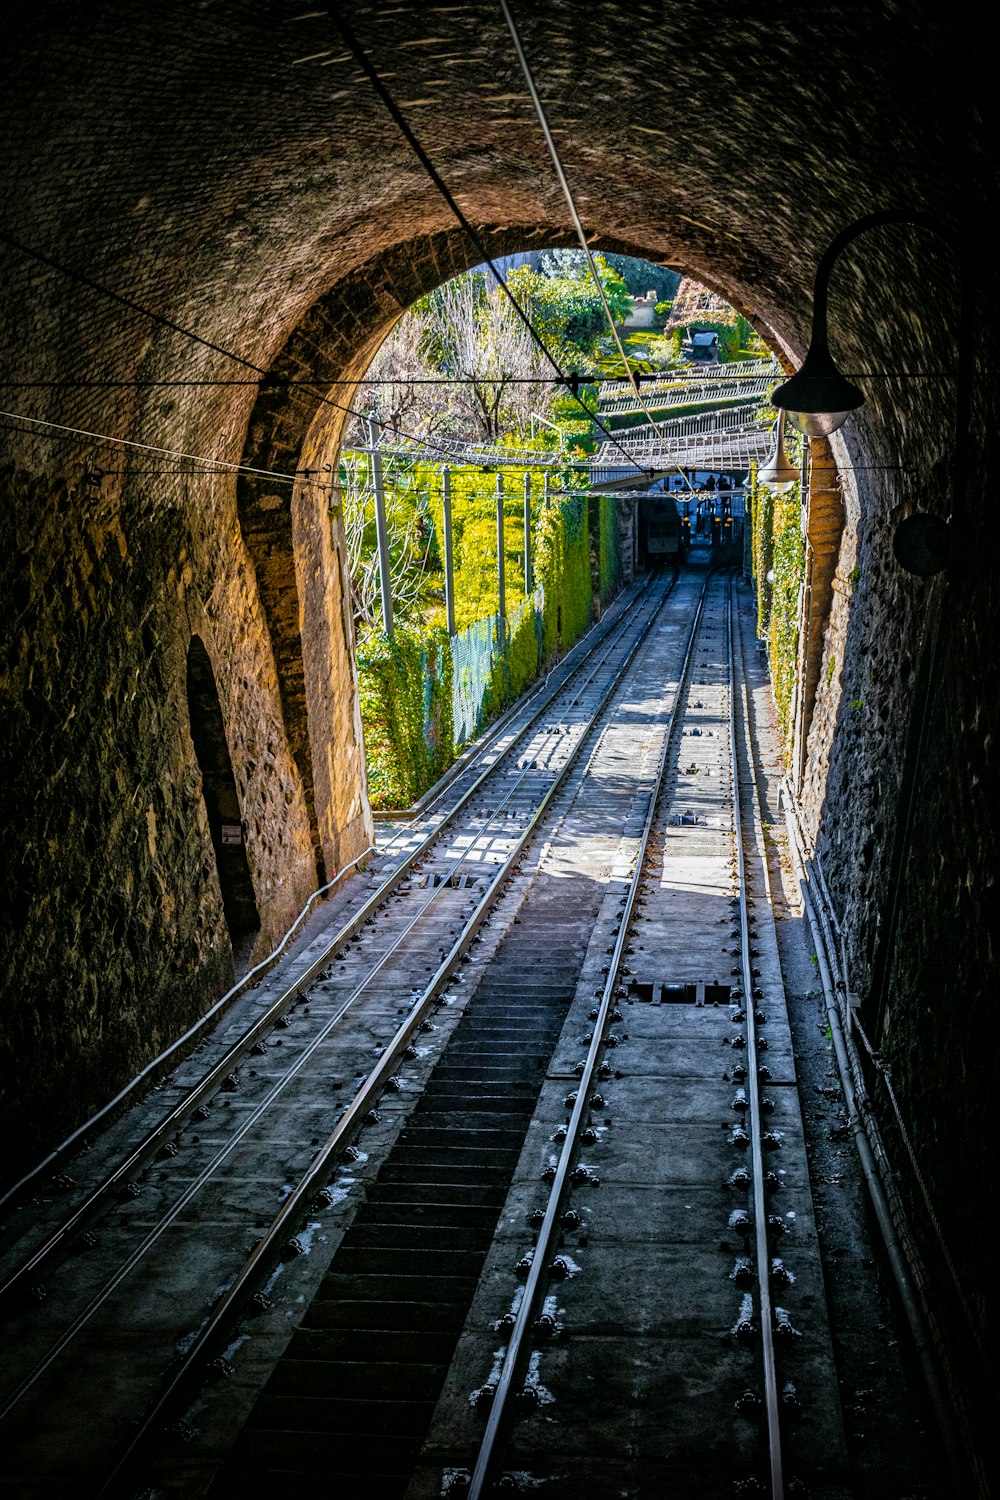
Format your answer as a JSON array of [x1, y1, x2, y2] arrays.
[[186, 635, 260, 964]]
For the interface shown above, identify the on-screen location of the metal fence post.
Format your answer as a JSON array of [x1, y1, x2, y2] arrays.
[[368, 417, 393, 638], [495, 472, 506, 643], [442, 465, 456, 637]]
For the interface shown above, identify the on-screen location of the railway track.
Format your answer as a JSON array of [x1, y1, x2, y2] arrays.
[[385, 568, 849, 1499], [0, 565, 852, 1499], [141, 565, 845, 1500], [0, 569, 679, 1496]]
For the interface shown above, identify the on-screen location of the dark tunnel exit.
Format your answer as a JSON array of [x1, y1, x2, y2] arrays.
[[186, 636, 260, 962]]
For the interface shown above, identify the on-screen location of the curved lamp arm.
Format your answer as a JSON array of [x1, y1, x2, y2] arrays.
[[772, 210, 971, 518]]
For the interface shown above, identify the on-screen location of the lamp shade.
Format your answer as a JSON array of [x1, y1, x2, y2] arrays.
[[757, 409, 798, 491], [771, 343, 864, 436]]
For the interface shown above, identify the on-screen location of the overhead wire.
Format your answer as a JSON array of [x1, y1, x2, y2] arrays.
[[0, 369, 807, 388], [0, 232, 569, 474], [497, 0, 697, 495], [0, 15, 778, 492], [319, 4, 652, 481], [0, 410, 329, 488]]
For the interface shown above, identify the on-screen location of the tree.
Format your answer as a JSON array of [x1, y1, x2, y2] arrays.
[[423, 273, 553, 443], [508, 254, 632, 357], [347, 305, 453, 446], [599, 253, 680, 305]]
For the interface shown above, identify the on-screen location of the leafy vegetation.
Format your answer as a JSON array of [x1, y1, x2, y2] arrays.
[[345, 446, 613, 806], [343, 254, 768, 804], [749, 460, 806, 751]]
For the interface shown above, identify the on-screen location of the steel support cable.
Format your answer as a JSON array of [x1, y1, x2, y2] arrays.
[[320, 5, 652, 482], [0, 232, 561, 473], [0, 229, 467, 463], [0, 408, 328, 489], [727, 579, 783, 1500], [98, 572, 676, 1498], [496, 0, 696, 498], [779, 789, 973, 1492], [3, 369, 782, 390], [467, 571, 713, 1499], [0, 573, 664, 1297], [0, 756, 547, 1415]]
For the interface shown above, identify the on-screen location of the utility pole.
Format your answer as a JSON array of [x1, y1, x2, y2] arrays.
[[495, 472, 506, 642], [442, 465, 456, 637], [523, 471, 532, 593], [368, 417, 393, 637]]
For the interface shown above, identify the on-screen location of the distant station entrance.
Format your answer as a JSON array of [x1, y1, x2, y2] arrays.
[[636, 470, 747, 570], [637, 492, 684, 568]]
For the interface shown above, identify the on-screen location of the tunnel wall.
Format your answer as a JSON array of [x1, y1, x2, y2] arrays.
[[1, 0, 997, 1384]]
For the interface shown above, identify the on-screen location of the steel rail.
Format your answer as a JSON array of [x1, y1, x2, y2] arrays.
[[467, 569, 716, 1498], [373, 575, 658, 824], [598, 388, 766, 419], [0, 575, 667, 1309], [3, 586, 673, 1416], [613, 404, 766, 443], [98, 566, 683, 1498], [388, 572, 663, 840], [599, 360, 781, 395], [729, 580, 784, 1498], [0, 844, 375, 1218], [0, 748, 559, 1422]]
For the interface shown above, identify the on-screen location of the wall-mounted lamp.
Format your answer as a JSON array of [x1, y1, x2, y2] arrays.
[[771, 344, 863, 437], [769, 209, 970, 576], [757, 408, 799, 491]]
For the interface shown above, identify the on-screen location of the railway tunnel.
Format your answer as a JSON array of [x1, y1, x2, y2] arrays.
[[0, 1, 997, 1490]]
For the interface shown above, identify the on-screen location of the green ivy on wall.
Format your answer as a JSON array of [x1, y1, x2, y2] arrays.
[[353, 461, 620, 809], [598, 495, 623, 604], [356, 625, 454, 809], [749, 465, 805, 754]]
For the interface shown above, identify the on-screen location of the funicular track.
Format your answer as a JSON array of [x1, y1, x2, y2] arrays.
[[0, 570, 677, 1497], [393, 570, 847, 1500], [167, 566, 722, 1499], [0, 569, 849, 1500], [0, 575, 661, 1303], [148, 570, 844, 1500]]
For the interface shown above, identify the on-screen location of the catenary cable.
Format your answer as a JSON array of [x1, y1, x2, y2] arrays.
[[497, 0, 696, 495], [319, 4, 653, 480]]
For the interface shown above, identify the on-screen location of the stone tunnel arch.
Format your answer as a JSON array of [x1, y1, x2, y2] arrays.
[[233, 226, 807, 809], [1, 1, 995, 1433], [235, 226, 603, 887], [232, 226, 823, 840], [186, 635, 260, 965]]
